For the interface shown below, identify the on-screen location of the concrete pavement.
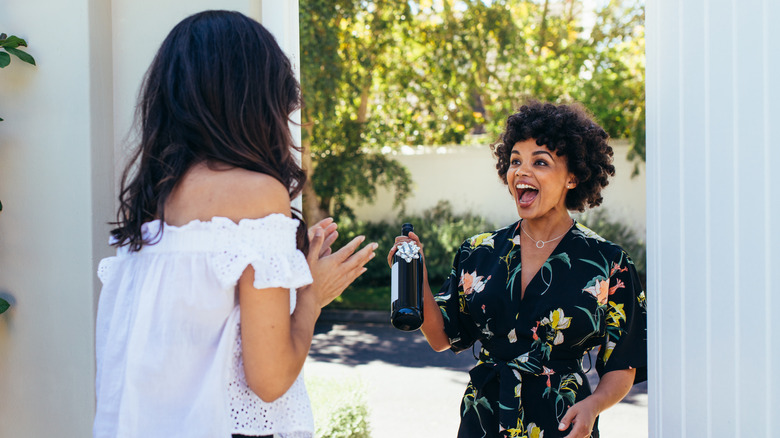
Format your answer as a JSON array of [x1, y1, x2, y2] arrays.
[[305, 320, 647, 437]]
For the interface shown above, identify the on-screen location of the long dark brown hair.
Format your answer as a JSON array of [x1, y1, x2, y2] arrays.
[[112, 10, 308, 251]]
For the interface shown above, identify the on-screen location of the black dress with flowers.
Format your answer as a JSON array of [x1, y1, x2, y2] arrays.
[[435, 220, 647, 438]]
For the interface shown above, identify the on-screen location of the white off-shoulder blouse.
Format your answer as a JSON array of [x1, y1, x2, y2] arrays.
[[94, 215, 314, 438]]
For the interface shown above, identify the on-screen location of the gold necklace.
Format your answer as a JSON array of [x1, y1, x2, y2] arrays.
[[520, 219, 573, 249]]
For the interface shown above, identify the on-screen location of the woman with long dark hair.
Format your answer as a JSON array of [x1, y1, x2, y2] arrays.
[[94, 11, 376, 438]]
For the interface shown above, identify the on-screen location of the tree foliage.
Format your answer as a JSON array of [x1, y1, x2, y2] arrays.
[[299, 0, 645, 220]]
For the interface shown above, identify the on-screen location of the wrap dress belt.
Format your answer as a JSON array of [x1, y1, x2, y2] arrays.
[[469, 347, 584, 431]]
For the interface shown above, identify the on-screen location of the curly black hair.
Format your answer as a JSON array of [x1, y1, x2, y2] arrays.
[[491, 100, 615, 212]]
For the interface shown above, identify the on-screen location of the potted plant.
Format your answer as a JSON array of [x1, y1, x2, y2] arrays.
[[1, 32, 36, 123], [0, 33, 35, 314]]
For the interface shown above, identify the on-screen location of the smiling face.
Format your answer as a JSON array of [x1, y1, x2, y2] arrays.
[[507, 139, 576, 221]]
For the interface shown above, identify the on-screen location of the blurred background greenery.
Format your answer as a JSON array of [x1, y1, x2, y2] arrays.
[[299, 0, 646, 312], [300, 0, 645, 221], [328, 202, 646, 311]]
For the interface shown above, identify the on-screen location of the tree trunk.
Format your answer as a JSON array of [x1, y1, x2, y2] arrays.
[[300, 117, 328, 224], [566, 0, 576, 24], [357, 84, 371, 124], [538, 0, 550, 53]]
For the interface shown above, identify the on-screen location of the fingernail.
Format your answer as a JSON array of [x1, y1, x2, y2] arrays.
[[558, 423, 566, 430], [372, 242, 379, 250]]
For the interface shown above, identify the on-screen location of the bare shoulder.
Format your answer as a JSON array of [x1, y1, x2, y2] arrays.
[[166, 163, 291, 226]]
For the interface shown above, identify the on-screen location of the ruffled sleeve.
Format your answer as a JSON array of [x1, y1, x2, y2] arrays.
[[212, 215, 312, 291], [596, 249, 648, 383], [97, 256, 118, 284], [434, 241, 481, 353]]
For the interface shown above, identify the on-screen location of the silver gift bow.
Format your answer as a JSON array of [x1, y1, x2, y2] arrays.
[[396, 242, 421, 263]]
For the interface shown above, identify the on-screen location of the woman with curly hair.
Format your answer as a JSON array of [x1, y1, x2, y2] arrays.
[[389, 101, 647, 438]]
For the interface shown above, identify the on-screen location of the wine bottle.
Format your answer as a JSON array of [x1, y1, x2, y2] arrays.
[[390, 223, 424, 331]]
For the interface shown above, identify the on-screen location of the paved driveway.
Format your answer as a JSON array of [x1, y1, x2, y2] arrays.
[[306, 322, 647, 437]]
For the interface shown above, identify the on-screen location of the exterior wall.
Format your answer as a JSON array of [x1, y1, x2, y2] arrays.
[[646, 1, 779, 437], [0, 1, 290, 435], [0, 2, 111, 435], [349, 140, 646, 233]]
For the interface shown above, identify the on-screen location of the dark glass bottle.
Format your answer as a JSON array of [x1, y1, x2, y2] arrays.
[[390, 223, 424, 331]]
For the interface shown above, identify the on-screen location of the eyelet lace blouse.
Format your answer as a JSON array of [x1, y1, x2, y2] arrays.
[[94, 214, 314, 438]]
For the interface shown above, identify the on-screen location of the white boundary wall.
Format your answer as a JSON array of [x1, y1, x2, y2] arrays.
[[647, 0, 779, 436], [349, 140, 646, 233], [0, 1, 297, 435]]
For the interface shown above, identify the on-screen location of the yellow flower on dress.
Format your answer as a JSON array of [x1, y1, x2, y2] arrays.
[[527, 422, 544, 438], [607, 301, 626, 325], [470, 232, 495, 248], [503, 419, 524, 437], [540, 308, 572, 345], [603, 340, 617, 362], [637, 291, 647, 308]]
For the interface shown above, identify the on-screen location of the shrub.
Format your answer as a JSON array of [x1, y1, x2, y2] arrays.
[[306, 376, 371, 438], [330, 202, 646, 308]]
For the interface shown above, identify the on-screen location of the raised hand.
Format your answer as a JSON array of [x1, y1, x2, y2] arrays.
[[305, 229, 377, 308], [307, 217, 339, 258]]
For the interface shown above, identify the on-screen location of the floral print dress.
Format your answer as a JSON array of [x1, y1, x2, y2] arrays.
[[435, 220, 647, 438]]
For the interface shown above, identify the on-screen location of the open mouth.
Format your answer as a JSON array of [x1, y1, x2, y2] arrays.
[[516, 183, 538, 207]]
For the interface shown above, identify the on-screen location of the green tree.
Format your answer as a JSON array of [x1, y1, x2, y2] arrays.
[[299, 0, 645, 220], [300, 0, 414, 222]]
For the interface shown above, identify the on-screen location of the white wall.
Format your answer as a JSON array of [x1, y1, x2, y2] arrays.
[[0, 1, 111, 436], [349, 140, 646, 234], [647, 0, 779, 437], [0, 1, 292, 436]]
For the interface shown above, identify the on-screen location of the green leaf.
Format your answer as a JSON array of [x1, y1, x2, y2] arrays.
[[475, 396, 494, 413], [4, 46, 35, 65], [0, 298, 9, 314], [0, 36, 27, 49], [0, 52, 10, 68], [580, 258, 609, 277], [575, 306, 600, 332]]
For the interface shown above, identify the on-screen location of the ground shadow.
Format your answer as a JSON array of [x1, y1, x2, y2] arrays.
[[311, 322, 476, 372], [311, 322, 647, 401]]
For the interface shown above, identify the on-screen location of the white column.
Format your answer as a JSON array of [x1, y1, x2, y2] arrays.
[[647, 0, 779, 436], [259, 0, 303, 211], [0, 0, 113, 435], [0, 1, 265, 435]]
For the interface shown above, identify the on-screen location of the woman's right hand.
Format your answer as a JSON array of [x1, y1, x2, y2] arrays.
[[305, 229, 377, 308]]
